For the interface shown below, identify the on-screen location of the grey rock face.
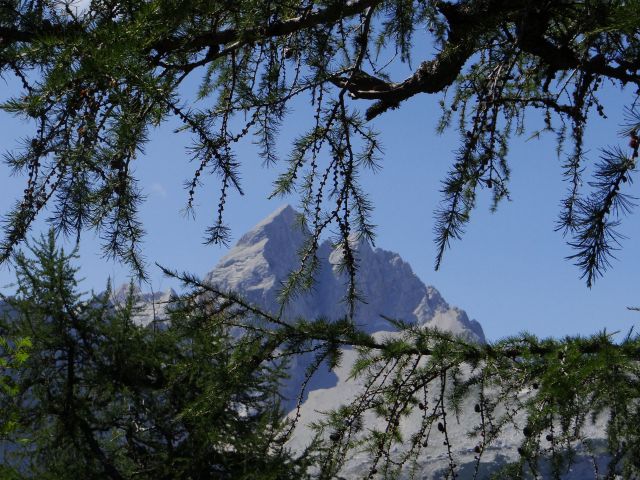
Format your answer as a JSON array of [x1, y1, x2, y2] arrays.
[[205, 205, 308, 316], [287, 331, 610, 479], [205, 205, 485, 343]]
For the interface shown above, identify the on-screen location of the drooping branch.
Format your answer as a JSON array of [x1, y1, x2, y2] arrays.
[[335, 0, 640, 120], [2, 0, 640, 285]]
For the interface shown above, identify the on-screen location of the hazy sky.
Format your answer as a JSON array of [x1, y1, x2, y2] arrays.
[[1, 64, 639, 341]]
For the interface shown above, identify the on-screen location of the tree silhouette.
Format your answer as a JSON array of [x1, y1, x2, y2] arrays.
[[2, 1, 640, 478], [1, 0, 639, 289], [0, 232, 310, 479]]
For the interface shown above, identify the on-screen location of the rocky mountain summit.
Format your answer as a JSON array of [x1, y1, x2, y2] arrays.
[[119, 204, 483, 341], [192, 204, 484, 411], [196, 206, 607, 478], [204, 204, 485, 342]]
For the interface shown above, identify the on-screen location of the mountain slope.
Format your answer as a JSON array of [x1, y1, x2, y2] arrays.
[[286, 329, 610, 479]]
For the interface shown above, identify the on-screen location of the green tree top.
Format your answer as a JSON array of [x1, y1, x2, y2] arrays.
[[0, 231, 310, 479], [0, 0, 639, 291]]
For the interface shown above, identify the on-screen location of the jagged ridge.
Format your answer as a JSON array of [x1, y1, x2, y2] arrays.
[[205, 204, 485, 342]]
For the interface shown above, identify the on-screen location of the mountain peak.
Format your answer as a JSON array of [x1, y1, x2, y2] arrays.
[[205, 205, 307, 296], [206, 205, 484, 342], [235, 204, 302, 247], [111, 282, 143, 303], [259, 203, 296, 225]]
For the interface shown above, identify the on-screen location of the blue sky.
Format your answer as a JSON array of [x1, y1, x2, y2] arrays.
[[1, 71, 639, 341]]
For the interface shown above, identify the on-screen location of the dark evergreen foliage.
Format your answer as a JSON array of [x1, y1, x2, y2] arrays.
[[0, 0, 639, 291], [0, 232, 310, 479]]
